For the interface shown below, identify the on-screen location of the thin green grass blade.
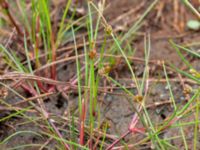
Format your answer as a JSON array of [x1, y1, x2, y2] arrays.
[[169, 63, 200, 84], [1, 130, 42, 144], [173, 42, 200, 58], [72, 26, 82, 115], [179, 121, 188, 150], [0, 45, 23, 72], [42, 132, 89, 150], [170, 40, 193, 69], [56, 0, 72, 46], [193, 97, 199, 150], [8, 144, 47, 150], [111, 33, 140, 93], [163, 63, 177, 111]]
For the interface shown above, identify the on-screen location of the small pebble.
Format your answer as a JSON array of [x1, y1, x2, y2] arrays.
[[165, 85, 169, 90], [187, 20, 200, 31], [180, 96, 185, 101]]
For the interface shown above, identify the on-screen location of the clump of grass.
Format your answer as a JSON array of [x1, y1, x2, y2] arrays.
[[0, 0, 200, 149]]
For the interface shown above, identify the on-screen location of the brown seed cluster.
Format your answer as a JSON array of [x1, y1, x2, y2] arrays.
[[133, 95, 143, 103], [98, 65, 111, 76], [89, 49, 97, 59]]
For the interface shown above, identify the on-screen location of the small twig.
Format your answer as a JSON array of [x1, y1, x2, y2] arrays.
[[0, 72, 71, 86], [0, 106, 35, 112], [173, 0, 179, 32], [182, 0, 200, 19], [47, 118, 70, 149], [110, 1, 145, 25], [106, 130, 131, 150], [13, 92, 54, 106]]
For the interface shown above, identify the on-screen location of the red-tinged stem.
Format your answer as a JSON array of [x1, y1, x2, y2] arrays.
[[129, 105, 143, 131], [80, 99, 86, 145], [107, 110, 141, 150], [1, 0, 23, 36], [162, 117, 177, 131], [129, 114, 139, 131], [36, 81, 48, 92], [20, 83, 70, 149], [21, 83, 37, 95], [106, 127, 146, 150], [106, 130, 131, 150], [131, 127, 146, 135], [80, 121, 84, 145], [47, 33, 56, 92], [34, 15, 48, 92], [48, 119, 70, 150]]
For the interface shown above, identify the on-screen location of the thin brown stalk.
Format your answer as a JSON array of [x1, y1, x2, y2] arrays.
[[0, 72, 71, 86], [20, 83, 70, 149], [50, 32, 57, 81], [13, 92, 54, 106]]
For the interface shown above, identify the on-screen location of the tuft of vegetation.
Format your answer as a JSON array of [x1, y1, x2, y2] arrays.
[[0, 0, 199, 149]]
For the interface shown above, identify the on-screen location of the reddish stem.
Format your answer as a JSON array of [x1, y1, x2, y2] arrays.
[[36, 81, 48, 93], [106, 111, 141, 150], [19, 83, 70, 149], [21, 83, 37, 95], [106, 130, 131, 150], [80, 99, 86, 145], [1, 0, 23, 36], [34, 15, 48, 92], [48, 119, 70, 150]]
